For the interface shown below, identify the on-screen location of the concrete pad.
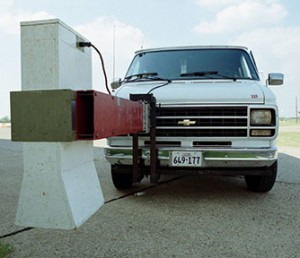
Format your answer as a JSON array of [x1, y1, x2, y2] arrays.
[[1, 139, 300, 257], [0, 140, 23, 235], [277, 146, 300, 183]]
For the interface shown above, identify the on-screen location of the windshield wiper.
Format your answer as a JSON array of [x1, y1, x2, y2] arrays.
[[180, 71, 237, 81], [125, 72, 168, 82], [214, 73, 237, 81]]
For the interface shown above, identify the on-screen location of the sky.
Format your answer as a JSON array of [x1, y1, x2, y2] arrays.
[[1, 0, 300, 118]]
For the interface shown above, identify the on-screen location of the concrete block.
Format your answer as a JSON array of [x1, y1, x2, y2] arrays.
[[15, 19, 104, 229]]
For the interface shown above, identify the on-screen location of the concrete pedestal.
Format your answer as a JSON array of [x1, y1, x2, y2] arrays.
[[15, 19, 104, 229]]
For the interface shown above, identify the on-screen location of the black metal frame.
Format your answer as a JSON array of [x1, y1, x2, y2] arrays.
[[130, 94, 158, 183]]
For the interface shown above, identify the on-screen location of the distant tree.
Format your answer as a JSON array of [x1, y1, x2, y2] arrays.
[[0, 116, 10, 123]]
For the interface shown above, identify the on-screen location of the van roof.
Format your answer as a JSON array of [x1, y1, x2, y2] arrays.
[[135, 46, 249, 54]]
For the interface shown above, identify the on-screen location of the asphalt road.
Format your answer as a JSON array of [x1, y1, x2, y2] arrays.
[[0, 130, 299, 257]]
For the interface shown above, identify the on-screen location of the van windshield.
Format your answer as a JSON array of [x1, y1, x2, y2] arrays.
[[125, 48, 259, 81]]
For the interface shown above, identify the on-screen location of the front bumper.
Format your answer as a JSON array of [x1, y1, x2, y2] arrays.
[[104, 146, 277, 168]]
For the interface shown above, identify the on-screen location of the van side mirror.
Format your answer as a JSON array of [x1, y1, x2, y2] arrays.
[[267, 73, 284, 86], [111, 78, 122, 90]]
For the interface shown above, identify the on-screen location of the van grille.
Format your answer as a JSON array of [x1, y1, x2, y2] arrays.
[[156, 106, 248, 137]]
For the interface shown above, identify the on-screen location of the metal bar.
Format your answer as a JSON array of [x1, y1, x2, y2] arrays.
[[76, 90, 144, 140], [75, 91, 94, 139], [149, 97, 158, 183], [132, 134, 139, 183], [11, 89, 146, 142], [156, 126, 249, 129], [130, 94, 158, 183], [156, 116, 248, 119], [150, 126, 158, 183]]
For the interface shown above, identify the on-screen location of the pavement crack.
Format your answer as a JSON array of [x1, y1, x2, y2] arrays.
[[0, 227, 33, 239], [276, 180, 300, 186]]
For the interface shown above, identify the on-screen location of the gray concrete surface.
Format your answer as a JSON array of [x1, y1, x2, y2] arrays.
[[0, 128, 300, 257]]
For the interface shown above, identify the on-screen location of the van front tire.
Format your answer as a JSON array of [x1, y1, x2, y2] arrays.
[[111, 165, 133, 190], [245, 161, 277, 192]]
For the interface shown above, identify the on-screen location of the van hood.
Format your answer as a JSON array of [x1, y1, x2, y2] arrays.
[[115, 80, 265, 105]]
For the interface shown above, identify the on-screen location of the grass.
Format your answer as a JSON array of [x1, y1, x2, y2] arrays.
[[279, 118, 300, 126], [278, 118, 300, 147], [277, 132, 300, 147], [0, 242, 13, 258]]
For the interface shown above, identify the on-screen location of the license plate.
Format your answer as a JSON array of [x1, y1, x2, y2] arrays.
[[171, 151, 202, 167]]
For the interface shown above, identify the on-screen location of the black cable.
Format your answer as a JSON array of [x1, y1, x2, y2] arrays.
[[147, 80, 172, 94], [78, 42, 111, 95], [104, 175, 186, 204]]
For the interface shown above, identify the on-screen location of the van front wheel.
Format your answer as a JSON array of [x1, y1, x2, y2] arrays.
[[111, 165, 133, 190], [245, 161, 277, 193], [245, 161, 277, 192]]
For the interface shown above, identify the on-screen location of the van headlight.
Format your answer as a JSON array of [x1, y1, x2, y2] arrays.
[[250, 110, 273, 125]]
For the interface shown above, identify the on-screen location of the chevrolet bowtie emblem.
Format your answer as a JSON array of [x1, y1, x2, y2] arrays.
[[177, 119, 196, 126]]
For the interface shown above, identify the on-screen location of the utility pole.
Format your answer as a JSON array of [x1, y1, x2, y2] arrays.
[[296, 96, 298, 124], [112, 25, 116, 81]]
